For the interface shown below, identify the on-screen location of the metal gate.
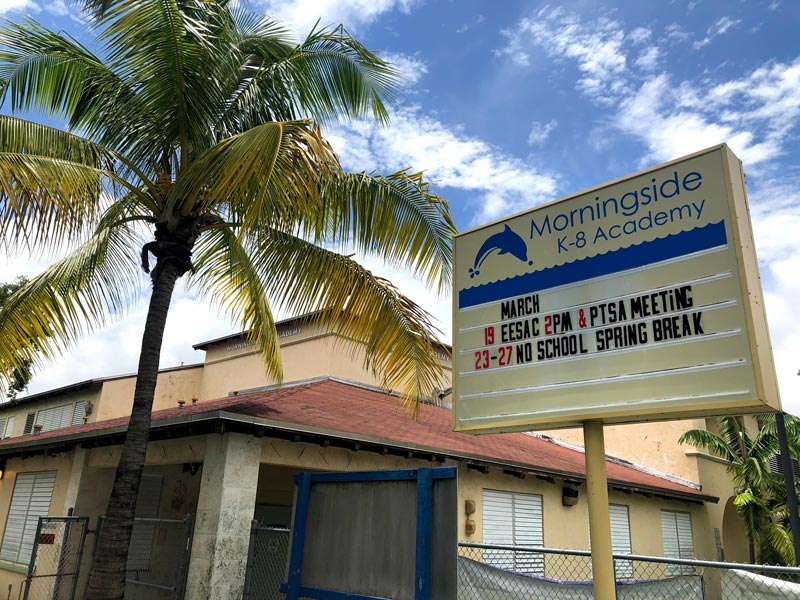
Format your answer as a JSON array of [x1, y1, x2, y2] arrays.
[[85, 515, 193, 600], [22, 516, 89, 600], [242, 525, 290, 600]]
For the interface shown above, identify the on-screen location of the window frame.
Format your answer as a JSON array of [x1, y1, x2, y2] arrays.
[[0, 471, 57, 565]]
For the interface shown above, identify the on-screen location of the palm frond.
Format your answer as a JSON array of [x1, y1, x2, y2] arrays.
[[285, 23, 400, 125], [222, 21, 400, 128], [0, 152, 112, 249], [0, 19, 147, 150], [0, 202, 145, 379], [245, 228, 444, 409], [173, 119, 337, 225], [0, 115, 113, 167], [761, 523, 795, 566], [186, 226, 281, 381], [314, 169, 455, 294], [678, 429, 738, 463]]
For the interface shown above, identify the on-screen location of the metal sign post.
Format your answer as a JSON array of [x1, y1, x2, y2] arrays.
[[584, 420, 616, 600]]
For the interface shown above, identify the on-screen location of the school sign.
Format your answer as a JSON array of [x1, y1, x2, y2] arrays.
[[453, 145, 781, 434]]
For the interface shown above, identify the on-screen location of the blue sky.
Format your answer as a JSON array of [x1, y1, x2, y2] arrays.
[[2, 0, 800, 414]]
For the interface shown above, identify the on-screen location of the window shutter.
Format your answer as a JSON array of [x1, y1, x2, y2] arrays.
[[0, 471, 57, 564], [4, 416, 14, 438], [0, 419, 6, 439], [661, 510, 695, 575], [22, 413, 35, 435], [71, 401, 86, 426], [36, 404, 73, 432], [609, 504, 633, 578], [482, 489, 544, 575]]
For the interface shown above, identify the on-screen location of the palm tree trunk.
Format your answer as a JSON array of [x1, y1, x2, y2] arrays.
[[86, 259, 183, 600]]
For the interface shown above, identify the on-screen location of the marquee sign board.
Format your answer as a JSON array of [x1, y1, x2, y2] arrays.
[[453, 144, 781, 434]]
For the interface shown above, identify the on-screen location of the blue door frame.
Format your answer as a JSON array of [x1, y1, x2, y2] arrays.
[[280, 466, 457, 600]]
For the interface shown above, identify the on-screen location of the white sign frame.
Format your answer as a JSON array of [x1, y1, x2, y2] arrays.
[[453, 144, 780, 434]]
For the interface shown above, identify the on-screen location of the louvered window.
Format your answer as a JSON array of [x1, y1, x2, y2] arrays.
[[71, 401, 86, 426], [127, 474, 163, 571], [35, 404, 73, 432], [0, 419, 6, 439], [482, 489, 544, 575], [3, 416, 14, 438], [22, 413, 35, 435], [0, 471, 57, 564], [609, 504, 633, 578], [661, 510, 695, 575], [769, 454, 800, 479]]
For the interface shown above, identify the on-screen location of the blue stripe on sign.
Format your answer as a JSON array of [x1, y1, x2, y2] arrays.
[[458, 220, 727, 309]]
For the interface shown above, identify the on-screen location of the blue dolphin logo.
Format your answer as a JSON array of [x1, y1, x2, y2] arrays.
[[469, 224, 533, 278]]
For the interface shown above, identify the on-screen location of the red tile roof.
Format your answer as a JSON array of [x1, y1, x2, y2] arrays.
[[0, 378, 711, 501]]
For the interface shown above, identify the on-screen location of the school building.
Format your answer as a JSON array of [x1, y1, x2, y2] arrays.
[[0, 316, 749, 598]]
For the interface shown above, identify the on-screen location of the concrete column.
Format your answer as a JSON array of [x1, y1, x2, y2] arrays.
[[185, 432, 261, 600], [62, 447, 88, 514]]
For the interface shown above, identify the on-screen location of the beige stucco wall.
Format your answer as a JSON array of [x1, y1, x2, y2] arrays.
[[94, 366, 204, 421], [544, 419, 707, 483], [199, 332, 452, 402]]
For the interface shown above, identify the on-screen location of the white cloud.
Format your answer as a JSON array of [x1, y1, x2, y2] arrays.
[[328, 106, 559, 224], [257, 0, 421, 34], [748, 181, 800, 415], [635, 46, 660, 70], [382, 52, 427, 86], [628, 27, 652, 45], [527, 119, 557, 145], [456, 14, 484, 34], [664, 23, 691, 43], [693, 16, 741, 50], [499, 8, 800, 169], [0, 0, 38, 14], [497, 7, 627, 103]]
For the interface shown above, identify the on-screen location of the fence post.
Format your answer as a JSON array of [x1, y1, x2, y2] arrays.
[[176, 515, 193, 600], [242, 520, 258, 600], [82, 516, 103, 600], [69, 519, 89, 600], [20, 517, 46, 600]]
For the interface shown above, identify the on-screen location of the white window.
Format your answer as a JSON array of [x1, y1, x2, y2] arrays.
[[661, 510, 695, 575], [4, 416, 15, 438], [35, 404, 74, 432], [482, 489, 544, 575], [609, 504, 633, 578], [0, 471, 57, 564]]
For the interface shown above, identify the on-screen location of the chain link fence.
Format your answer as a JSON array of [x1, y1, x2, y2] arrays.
[[21, 517, 89, 600], [242, 525, 291, 600], [458, 542, 800, 599], [83, 516, 193, 600]]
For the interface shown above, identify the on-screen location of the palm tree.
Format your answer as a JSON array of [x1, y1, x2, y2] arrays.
[[679, 415, 796, 564], [0, 2, 454, 598]]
